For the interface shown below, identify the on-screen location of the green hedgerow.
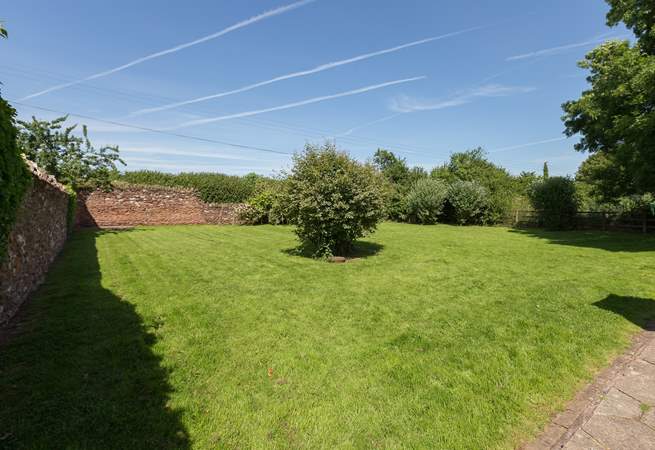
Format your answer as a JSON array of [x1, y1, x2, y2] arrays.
[[119, 170, 260, 203]]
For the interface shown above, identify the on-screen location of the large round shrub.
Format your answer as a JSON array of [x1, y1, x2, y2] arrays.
[[447, 180, 490, 225], [404, 178, 448, 224], [529, 176, 578, 229], [286, 143, 387, 256]]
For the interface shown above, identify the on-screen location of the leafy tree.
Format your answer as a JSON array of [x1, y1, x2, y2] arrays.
[[432, 148, 515, 223], [542, 161, 549, 179], [562, 1, 655, 198], [286, 142, 387, 257], [514, 171, 541, 197], [17, 116, 124, 190], [606, 0, 655, 54], [529, 177, 578, 229], [373, 149, 410, 185], [0, 21, 7, 39]]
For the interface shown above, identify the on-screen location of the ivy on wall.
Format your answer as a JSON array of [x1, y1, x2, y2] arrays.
[[0, 96, 31, 260]]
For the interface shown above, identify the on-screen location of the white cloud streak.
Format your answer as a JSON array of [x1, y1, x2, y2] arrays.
[[121, 146, 279, 162], [506, 34, 628, 61], [489, 136, 567, 153], [337, 113, 403, 137], [389, 84, 536, 113], [130, 25, 486, 116], [172, 76, 427, 129], [20, 0, 315, 100]]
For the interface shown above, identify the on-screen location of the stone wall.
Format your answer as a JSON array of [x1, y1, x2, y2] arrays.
[[76, 185, 243, 228], [0, 161, 70, 325]]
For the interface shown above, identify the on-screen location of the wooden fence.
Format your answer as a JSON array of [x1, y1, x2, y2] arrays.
[[507, 210, 655, 233]]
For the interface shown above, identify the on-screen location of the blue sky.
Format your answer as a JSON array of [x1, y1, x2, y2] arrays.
[[1, 0, 627, 176]]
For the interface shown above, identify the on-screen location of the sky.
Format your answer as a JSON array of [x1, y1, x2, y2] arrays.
[[1, 0, 628, 176]]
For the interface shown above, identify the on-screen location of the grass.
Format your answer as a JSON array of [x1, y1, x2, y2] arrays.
[[1, 223, 654, 449]]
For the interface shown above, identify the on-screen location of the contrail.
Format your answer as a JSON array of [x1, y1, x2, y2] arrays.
[[20, 0, 315, 100], [130, 25, 485, 116], [337, 113, 404, 137], [506, 34, 628, 61], [172, 76, 427, 129], [489, 137, 567, 153]]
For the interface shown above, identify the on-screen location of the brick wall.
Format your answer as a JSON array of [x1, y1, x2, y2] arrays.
[[76, 185, 243, 228], [0, 161, 70, 325]]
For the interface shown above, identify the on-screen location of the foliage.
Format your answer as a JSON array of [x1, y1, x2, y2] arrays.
[[239, 178, 289, 225], [616, 192, 655, 216], [373, 149, 410, 185], [64, 185, 77, 233], [17, 116, 124, 190], [373, 149, 428, 221], [286, 142, 387, 256], [0, 21, 7, 39], [119, 170, 261, 204], [514, 171, 541, 197], [606, 0, 655, 54], [2, 225, 653, 449], [0, 96, 31, 260], [404, 178, 449, 224], [562, 39, 655, 198], [542, 162, 549, 179], [446, 180, 490, 225], [432, 148, 515, 223], [529, 176, 578, 229]]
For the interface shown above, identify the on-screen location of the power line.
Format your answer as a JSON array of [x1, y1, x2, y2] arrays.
[[1, 63, 436, 156], [8, 100, 293, 156]]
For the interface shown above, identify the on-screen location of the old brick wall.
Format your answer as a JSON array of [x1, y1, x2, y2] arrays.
[[0, 161, 70, 325], [76, 185, 243, 227]]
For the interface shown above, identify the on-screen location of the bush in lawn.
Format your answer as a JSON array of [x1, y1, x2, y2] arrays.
[[286, 142, 387, 257], [529, 176, 578, 229], [447, 180, 490, 225], [0, 96, 31, 260], [404, 178, 449, 224]]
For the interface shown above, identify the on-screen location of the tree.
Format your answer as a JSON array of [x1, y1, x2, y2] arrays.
[[562, 1, 655, 198], [0, 21, 7, 39], [17, 116, 124, 190], [606, 0, 655, 54], [431, 148, 515, 223], [372, 149, 410, 185], [286, 142, 387, 257], [529, 177, 578, 230], [542, 161, 549, 179]]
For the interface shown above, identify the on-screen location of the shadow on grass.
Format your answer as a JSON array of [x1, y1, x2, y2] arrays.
[[509, 228, 655, 253], [282, 240, 384, 260], [593, 295, 655, 331], [0, 230, 189, 450]]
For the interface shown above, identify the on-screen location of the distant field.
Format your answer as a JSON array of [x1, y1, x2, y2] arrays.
[[1, 224, 654, 449]]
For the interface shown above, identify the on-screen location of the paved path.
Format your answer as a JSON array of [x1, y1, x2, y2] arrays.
[[525, 323, 655, 450]]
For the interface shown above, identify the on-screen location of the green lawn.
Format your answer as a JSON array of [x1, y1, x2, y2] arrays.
[[1, 224, 654, 449]]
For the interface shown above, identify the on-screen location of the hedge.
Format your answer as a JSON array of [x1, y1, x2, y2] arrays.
[[119, 170, 261, 203]]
